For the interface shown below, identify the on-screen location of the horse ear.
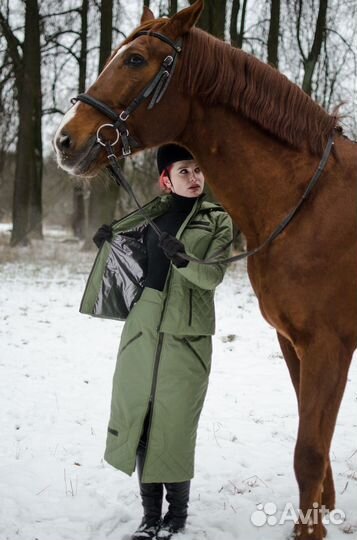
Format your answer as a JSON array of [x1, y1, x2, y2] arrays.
[[167, 0, 204, 35], [141, 6, 155, 24]]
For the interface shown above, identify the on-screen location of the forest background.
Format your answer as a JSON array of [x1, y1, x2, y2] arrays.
[[0, 0, 356, 248]]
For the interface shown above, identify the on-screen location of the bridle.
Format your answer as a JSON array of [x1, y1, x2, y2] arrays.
[[69, 30, 336, 266], [71, 31, 183, 157]]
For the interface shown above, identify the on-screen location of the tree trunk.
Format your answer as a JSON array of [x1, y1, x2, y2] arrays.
[[85, 0, 117, 251], [302, 0, 328, 95], [267, 0, 280, 68], [230, 0, 240, 47], [297, 0, 328, 96], [10, 0, 42, 246], [189, 0, 226, 40], [72, 0, 89, 239], [169, 0, 178, 17], [98, 0, 113, 71], [28, 1, 43, 239], [237, 0, 248, 48]]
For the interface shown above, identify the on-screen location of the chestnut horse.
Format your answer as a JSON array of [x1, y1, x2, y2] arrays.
[[54, 1, 357, 538]]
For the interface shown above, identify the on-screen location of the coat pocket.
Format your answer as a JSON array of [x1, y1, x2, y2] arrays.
[[119, 331, 143, 355], [182, 336, 209, 373], [188, 289, 193, 326], [185, 224, 213, 232]]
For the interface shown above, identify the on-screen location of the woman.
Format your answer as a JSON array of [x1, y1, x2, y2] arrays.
[[80, 144, 233, 539]]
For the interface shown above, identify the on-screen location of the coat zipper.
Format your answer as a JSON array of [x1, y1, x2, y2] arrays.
[[188, 289, 193, 326], [140, 332, 164, 476], [139, 267, 174, 477], [133, 197, 203, 477]]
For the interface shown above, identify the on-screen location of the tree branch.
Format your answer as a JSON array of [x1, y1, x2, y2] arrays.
[[295, 0, 306, 62], [40, 8, 81, 19], [42, 107, 66, 116], [0, 9, 23, 81], [44, 37, 81, 62]]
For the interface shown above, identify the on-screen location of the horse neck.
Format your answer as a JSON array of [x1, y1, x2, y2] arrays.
[[180, 103, 319, 246]]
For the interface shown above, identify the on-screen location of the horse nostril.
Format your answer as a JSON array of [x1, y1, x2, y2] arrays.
[[58, 132, 72, 151]]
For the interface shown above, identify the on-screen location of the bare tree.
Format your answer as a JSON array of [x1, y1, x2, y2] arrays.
[[189, 0, 226, 40], [0, 0, 43, 246], [296, 0, 328, 95], [230, 0, 250, 49], [72, 0, 89, 239], [237, 0, 248, 48], [267, 0, 280, 68], [85, 0, 119, 245], [169, 0, 178, 17], [230, 0, 240, 46]]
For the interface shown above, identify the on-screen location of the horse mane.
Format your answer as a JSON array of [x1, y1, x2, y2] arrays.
[[177, 28, 339, 155]]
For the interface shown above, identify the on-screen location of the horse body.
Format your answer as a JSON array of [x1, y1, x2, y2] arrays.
[[53, 2, 357, 537], [181, 108, 357, 341], [184, 109, 357, 537]]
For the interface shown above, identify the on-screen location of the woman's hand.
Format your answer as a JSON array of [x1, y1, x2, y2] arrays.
[[93, 224, 113, 248], [158, 232, 189, 268]]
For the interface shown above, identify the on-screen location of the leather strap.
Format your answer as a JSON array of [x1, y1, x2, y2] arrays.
[[136, 31, 183, 53], [104, 133, 335, 266]]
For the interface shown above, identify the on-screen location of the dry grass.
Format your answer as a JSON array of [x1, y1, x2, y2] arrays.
[[0, 225, 95, 271]]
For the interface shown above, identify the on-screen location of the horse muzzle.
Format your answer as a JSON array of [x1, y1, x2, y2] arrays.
[[54, 132, 103, 177]]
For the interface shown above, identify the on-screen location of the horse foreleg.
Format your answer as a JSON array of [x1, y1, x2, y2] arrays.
[[277, 333, 335, 511], [292, 336, 351, 540]]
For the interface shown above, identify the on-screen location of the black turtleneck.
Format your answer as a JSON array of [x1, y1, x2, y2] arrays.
[[144, 193, 198, 291]]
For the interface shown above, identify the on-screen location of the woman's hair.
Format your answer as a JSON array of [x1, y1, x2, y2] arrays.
[[159, 165, 173, 193]]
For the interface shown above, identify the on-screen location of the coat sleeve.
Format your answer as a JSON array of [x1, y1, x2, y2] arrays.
[[174, 212, 233, 290]]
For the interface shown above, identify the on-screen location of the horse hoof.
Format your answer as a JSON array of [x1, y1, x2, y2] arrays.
[[291, 522, 327, 540]]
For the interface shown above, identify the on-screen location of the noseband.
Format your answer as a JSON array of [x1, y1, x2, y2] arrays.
[[71, 31, 183, 157]]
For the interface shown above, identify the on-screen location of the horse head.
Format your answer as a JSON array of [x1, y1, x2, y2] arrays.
[[54, 0, 204, 177]]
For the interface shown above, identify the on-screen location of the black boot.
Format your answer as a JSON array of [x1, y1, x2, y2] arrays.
[[131, 515, 161, 540], [132, 433, 163, 539], [157, 481, 190, 539]]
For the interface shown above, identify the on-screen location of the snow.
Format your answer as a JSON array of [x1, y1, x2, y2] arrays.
[[1, 228, 357, 540]]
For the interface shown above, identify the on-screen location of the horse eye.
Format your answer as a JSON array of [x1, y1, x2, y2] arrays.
[[126, 54, 146, 67]]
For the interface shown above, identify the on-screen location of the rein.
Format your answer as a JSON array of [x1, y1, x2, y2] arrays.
[[70, 29, 335, 266], [105, 134, 335, 266]]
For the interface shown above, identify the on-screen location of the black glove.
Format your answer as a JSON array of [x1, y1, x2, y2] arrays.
[[158, 232, 189, 268], [93, 223, 113, 248]]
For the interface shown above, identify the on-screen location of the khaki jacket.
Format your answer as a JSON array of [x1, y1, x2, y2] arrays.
[[80, 194, 233, 335]]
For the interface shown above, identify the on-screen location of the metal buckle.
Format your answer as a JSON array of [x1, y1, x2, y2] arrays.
[[96, 123, 120, 147], [119, 111, 130, 121], [163, 55, 174, 67]]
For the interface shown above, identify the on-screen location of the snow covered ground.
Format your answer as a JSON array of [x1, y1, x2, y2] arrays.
[[1, 227, 357, 540]]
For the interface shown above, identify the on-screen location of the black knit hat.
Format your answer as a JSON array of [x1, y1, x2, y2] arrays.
[[157, 144, 194, 174]]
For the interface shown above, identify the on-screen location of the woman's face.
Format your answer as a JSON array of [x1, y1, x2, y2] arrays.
[[163, 160, 205, 197]]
